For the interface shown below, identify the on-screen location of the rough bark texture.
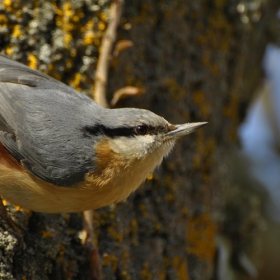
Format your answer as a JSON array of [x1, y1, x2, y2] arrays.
[[0, 0, 279, 279]]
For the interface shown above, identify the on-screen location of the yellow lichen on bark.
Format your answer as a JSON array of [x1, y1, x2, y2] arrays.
[[187, 213, 216, 263]]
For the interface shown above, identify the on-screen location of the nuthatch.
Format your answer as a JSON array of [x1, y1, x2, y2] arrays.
[[0, 55, 206, 213]]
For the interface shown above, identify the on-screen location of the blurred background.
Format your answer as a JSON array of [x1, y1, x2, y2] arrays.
[[1, 0, 280, 279]]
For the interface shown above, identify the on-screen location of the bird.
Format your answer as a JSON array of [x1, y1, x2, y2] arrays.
[[0, 55, 207, 213]]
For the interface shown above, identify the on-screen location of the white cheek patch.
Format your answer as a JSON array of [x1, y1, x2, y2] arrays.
[[162, 140, 176, 158], [106, 136, 177, 195], [108, 135, 156, 159], [108, 136, 176, 163]]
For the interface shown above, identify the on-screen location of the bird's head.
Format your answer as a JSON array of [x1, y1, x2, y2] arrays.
[[84, 108, 207, 166]]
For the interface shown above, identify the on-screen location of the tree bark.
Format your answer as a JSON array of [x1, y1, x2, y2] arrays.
[[0, 0, 279, 279]]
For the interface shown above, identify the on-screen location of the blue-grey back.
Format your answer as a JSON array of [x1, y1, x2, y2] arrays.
[[0, 55, 103, 186]]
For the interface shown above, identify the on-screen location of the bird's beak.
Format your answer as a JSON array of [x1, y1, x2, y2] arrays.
[[165, 122, 207, 140]]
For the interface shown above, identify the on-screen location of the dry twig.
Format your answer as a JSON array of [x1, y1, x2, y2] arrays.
[[113, 40, 133, 57], [93, 0, 124, 108], [111, 86, 145, 106]]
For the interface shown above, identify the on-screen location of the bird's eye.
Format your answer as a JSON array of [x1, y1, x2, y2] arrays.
[[135, 125, 148, 135]]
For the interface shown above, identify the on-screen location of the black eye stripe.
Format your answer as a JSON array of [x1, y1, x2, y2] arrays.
[[83, 125, 134, 138], [82, 124, 170, 138]]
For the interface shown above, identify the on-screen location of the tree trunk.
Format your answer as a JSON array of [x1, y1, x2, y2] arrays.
[[0, 0, 279, 279]]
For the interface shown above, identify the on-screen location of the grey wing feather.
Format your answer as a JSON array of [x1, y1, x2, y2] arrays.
[[0, 55, 103, 186], [0, 55, 80, 94]]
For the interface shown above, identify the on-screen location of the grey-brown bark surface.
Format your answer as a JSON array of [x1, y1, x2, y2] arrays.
[[0, 0, 279, 279]]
